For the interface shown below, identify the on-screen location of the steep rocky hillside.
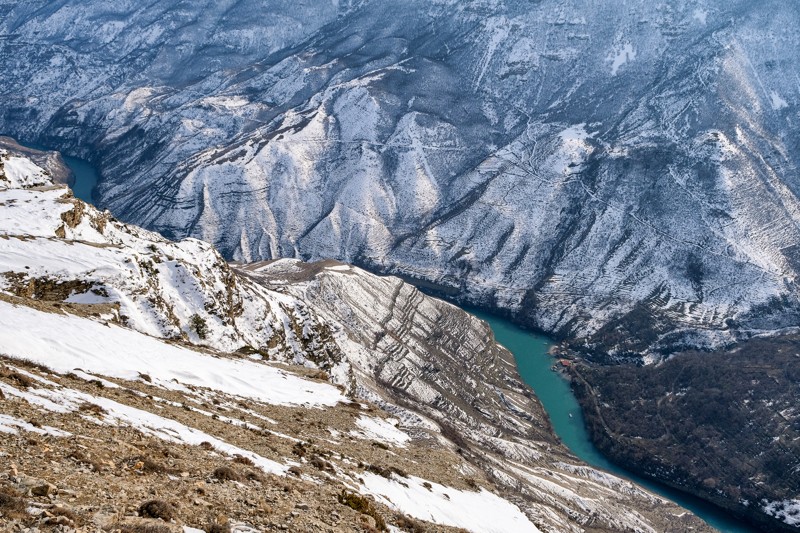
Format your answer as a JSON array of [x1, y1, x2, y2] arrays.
[[0, 146, 710, 531], [572, 336, 800, 532], [1, 0, 799, 356]]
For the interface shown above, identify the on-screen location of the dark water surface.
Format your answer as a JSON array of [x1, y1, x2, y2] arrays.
[[62, 154, 99, 204], [7, 139, 99, 203]]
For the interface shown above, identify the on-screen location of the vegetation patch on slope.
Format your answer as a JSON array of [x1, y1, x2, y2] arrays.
[[572, 336, 800, 531]]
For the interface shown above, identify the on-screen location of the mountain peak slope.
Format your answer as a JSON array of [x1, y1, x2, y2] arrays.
[[2, 0, 799, 356]]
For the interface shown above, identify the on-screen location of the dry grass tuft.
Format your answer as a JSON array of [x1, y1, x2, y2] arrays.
[[205, 520, 232, 533], [212, 466, 242, 482], [119, 524, 172, 533], [0, 485, 28, 520], [78, 401, 107, 415], [0, 366, 33, 388], [232, 454, 254, 467], [124, 455, 171, 474], [68, 449, 104, 472], [138, 499, 176, 521]]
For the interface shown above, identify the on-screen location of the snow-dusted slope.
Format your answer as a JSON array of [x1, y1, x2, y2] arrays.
[[241, 258, 714, 532], [0, 146, 344, 366], [0, 146, 709, 532], [2, 0, 799, 356], [0, 300, 343, 408]]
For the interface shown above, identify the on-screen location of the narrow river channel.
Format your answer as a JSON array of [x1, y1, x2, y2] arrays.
[[467, 308, 757, 533], [57, 148, 757, 533]]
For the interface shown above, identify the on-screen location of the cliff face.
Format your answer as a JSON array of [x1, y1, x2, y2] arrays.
[[0, 144, 710, 532], [2, 0, 799, 356]]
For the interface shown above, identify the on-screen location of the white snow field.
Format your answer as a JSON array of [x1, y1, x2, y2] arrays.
[[361, 472, 541, 533], [0, 300, 344, 408]]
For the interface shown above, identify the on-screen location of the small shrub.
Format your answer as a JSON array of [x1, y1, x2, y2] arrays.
[[366, 464, 405, 479], [0, 367, 33, 388], [125, 456, 168, 474], [338, 490, 371, 513], [190, 314, 209, 340], [292, 441, 307, 457], [69, 449, 103, 472], [212, 466, 242, 482], [337, 491, 387, 531], [310, 455, 334, 473], [78, 402, 107, 415], [91, 286, 109, 297], [232, 455, 255, 467], [138, 499, 176, 521], [205, 520, 231, 533], [119, 524, 171, 533], [0, 486, 27, 519], [394, 467, 408, 478], [244, 470, 265, 483], [395, 514, 428, 532]]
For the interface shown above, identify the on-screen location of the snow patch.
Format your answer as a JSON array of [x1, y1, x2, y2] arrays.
[[693, 9, 708, 25], [763, 499, 800, 526], [607, 42, 636, 75], [770, 91, 789, 110], [352, 416, 410, 447], [360, 472, 541, 533], [0, 300, 345, 408], [0, 413, 70, 437]]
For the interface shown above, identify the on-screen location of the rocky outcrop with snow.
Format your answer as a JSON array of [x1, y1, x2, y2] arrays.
[[2, 0, 799, 357], [0, 145, 709, 531]]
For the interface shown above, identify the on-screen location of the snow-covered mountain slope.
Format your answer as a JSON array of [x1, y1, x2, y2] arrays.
[[0, 147, 344, 366], [0, 146, 710, 531], [2, 0, 799, 357]]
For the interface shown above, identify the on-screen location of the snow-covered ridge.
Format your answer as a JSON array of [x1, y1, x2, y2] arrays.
[[0, 149, 51, 188], [0, 150, 343, 371]]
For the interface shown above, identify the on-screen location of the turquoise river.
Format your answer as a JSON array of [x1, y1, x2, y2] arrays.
[[468, 308, 756, 533]]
